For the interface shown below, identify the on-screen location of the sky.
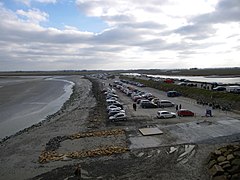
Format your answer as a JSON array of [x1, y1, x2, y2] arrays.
[[0, 0, 240, 71]]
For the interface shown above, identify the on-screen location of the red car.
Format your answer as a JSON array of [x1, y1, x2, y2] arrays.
[[178, 109, 194, 117]]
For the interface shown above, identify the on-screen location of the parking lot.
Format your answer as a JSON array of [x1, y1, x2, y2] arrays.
[[101, 77, 240, 149], [104, 77, 239, 123]]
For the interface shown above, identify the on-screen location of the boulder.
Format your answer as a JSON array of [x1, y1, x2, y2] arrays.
[[231, 159, 240, 166], [211, 175, 227, 180], [217, 156, 227, 162], [231, 173, 240, 180], [209, 165, 224, 176], [215, 150, 222, 155], [227, 154, 235, 161], [209, 160, 217, 169], [219, 161, 230, 166], [233, 151, 240, 157]]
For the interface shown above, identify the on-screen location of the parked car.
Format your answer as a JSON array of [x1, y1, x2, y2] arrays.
[[107, 105, 121, 112], [164, 79, 174, 83], [106, 99, 117, 105], [177, 109, 194, 117], [167, 91, 181, 97], [157, 111, 176, 119], [213, 86, 226, 91], [141, 102, 158, 108], [106, 93, 118, 98], [108, 109, 125, 117], [177, 82, 187, 86], [109, 112, 127, 122], [111, 103, 123, 109], [158, 100, 175, 108], [151, 98, 160, 104], [139, 99, 150, 105], [106, 97, 118, 101]]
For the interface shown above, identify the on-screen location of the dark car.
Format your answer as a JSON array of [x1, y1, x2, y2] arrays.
[[167, 91, 181, 97], [177, 109, 194, 117], [112, 103, 123, 109], [213, 86, 226, 91], [141, 102, 158, 108]]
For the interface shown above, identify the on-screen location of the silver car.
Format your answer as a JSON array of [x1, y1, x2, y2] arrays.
[[157, 111, 176, 119], [109, 112, 127, 122]]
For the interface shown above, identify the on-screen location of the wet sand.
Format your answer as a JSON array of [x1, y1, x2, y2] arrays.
[[0, 75, 94, 179], [0, 76, 74, 139]]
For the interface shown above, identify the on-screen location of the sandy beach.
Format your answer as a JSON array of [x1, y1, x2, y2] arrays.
[[0, 76, 74, 139], [0, 76, 95, 179], [0, 75, 239, 180]]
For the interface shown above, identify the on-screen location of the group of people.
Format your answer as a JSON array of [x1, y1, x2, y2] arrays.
[[175, 104, 182, 111]]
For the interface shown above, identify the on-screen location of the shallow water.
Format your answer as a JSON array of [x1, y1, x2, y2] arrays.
[[122, 73, 240, 84], [0, 76, 74, 140]]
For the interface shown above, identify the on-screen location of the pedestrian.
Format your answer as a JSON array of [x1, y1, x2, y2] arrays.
[[133, 103, 137, 111], [176, 105, 178, 111], [74, 164, 81, 180], [179, 104, 182, 109]]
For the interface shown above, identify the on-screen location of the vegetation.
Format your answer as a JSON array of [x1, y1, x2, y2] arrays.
[[120, 76, 240, 111]]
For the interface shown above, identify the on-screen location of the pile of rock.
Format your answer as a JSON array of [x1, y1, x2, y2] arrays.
[[68, 129, 125, 140], [39, 145, 129, 163], [207, 144, 240, 180], [39, 129, 127, 163]]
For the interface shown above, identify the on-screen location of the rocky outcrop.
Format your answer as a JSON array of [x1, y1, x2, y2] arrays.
[[207, 145, 240, 180]]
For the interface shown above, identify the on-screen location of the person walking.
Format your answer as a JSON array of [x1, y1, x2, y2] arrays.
[[179, 104, 182, 109], [133, 103, 137, 111], [74, 164, 81, 180], [176, 105, 178, 112]]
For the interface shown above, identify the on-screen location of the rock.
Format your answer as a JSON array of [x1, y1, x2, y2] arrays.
[[227, 165, 240, 174], [215, 150, 222, 155], [231, 173, 240, 180], [227, 154, 235, 161], [231, 159, 240, 166], [219, 161, 230, 166], [233, 151, 240, 157], [211, 175, 227, 180], [219, 147, 228, 154], [209, 160, 217, 169], [222, 164, 231, 169], [207, 152, 216, 163], [209, 165, 224, 176], [217, 156, 227, 162]]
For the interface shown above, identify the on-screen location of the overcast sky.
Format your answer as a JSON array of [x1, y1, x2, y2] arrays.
[[0, 0, 240, 71]]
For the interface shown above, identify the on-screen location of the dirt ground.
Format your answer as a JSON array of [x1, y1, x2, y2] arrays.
[[0, 75, 240, 180]]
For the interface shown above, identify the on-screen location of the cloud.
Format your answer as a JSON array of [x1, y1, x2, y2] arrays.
[[15, 0, 57, 6], [193, 0, 240, 24], [16, 8, 49, 24], [0, 0, 240, 71]]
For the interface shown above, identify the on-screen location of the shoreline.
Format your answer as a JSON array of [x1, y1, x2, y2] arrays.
[[0, 77, 75, 142], [0, 75, 96, 179]]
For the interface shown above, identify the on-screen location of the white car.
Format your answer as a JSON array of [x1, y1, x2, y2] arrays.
[[108, 109, 125, 117], [109, 112, 127, 122], [157, 111, 176, 119], [107, 106, 121, 113]]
